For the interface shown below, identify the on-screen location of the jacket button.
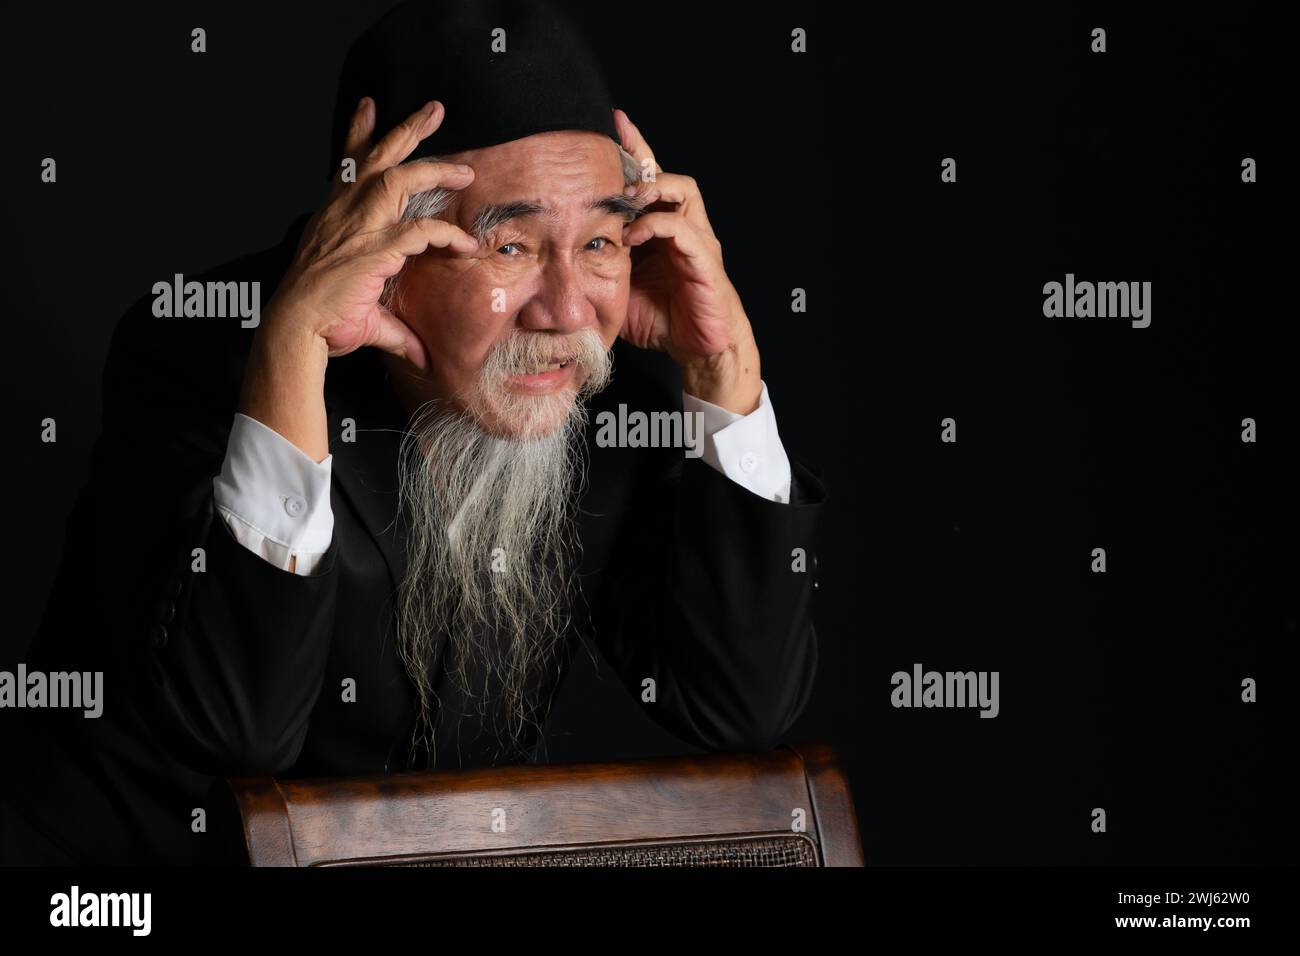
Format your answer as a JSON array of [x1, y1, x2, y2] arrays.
[[149, 624, 169, 649], [168, 575, 184, 599], [156, 599, 176, 624]]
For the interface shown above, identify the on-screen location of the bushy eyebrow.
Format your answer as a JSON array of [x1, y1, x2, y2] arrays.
[[469, 194, 650, 243], [469, 201, 546, 242], [590, 193, 650, 223]]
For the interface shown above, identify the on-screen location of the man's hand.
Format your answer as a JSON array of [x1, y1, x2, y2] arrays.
[[239, 97, 479, 462], [613, 108, 762, 416]]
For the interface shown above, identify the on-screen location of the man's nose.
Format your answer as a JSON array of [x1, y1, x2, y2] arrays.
[[515, 256, 597, 334]]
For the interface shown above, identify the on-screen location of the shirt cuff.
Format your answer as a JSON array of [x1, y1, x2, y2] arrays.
[[682, 381, 793, 503], [212, 413, 335, 575]]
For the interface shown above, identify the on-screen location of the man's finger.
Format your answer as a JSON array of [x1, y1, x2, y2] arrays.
[[613, 108, 662, 180], [367, 304, 431, 373], [377, 216, 481, 265], [623, 212, 722, 276], [329, 96, 377, 202], [355, 159, 475, 230], [361, 100, 444, 179], [625, 172, 717, 239]]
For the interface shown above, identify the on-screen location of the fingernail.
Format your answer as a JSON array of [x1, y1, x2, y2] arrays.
[[422, 100, 438, 116]]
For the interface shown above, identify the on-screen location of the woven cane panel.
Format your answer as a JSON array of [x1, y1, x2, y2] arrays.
[[382, 836, 818, 867]]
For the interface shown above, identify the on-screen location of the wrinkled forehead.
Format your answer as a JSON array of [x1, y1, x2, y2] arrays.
[[444, 130, 628, 227]]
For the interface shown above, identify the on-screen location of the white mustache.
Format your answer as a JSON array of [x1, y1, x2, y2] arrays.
[[483, 328, 610, 382]]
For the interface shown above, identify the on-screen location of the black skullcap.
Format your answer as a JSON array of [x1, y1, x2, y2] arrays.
[[328, 0, 620, 179]]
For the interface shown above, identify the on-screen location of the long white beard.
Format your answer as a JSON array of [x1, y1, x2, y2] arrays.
[[393, 329, 613, 767]]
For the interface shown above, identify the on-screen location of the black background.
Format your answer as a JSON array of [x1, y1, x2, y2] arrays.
[[0, 1, 1292, 865]]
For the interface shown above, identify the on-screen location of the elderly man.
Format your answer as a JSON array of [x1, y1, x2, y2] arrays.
[[1, 0, 824, 865]]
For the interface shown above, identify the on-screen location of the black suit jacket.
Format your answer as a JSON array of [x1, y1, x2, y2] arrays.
[[2, 215, 826, 865]]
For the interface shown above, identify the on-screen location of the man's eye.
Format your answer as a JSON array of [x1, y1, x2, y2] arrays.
[[496, 242, 522, 256], [586, 237, 613, 252]]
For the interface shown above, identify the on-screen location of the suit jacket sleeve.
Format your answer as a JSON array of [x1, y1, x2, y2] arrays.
[[587, 443, 827, 753], [38, 254, 340, 779]]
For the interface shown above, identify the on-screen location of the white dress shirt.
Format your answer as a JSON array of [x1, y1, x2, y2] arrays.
[[212, 381, 794, 577]]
